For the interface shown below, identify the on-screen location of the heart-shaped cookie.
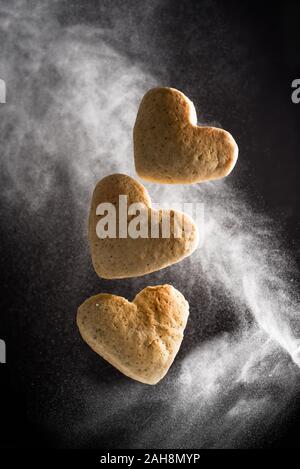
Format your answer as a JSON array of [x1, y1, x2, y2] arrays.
[[89, 174, 198, 279], [77, 285, 189, 384], [133, 87, 238, 184]]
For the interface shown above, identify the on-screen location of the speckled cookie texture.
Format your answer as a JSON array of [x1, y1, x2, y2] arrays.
[[89, 173, 198, 279], [133, 87, 238, 184], [77, 285, 189, 384]]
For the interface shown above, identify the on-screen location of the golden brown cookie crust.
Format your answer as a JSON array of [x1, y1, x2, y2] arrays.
[[77, 285, 189, 384], [88, 174, 198, 279], [134, 87, 238, 184]]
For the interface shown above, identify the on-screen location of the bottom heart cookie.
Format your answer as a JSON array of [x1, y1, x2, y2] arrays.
[[77, 285, 189, 384]]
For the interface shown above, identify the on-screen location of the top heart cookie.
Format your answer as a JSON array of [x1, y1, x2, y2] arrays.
[[89, 174, 198, 279], [133, 87, 238, 184]]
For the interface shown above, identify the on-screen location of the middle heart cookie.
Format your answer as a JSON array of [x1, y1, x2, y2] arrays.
[[89, 174, 199, 279]]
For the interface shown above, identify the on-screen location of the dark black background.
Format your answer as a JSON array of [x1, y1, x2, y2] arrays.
[[0, 0, 299, 449]]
